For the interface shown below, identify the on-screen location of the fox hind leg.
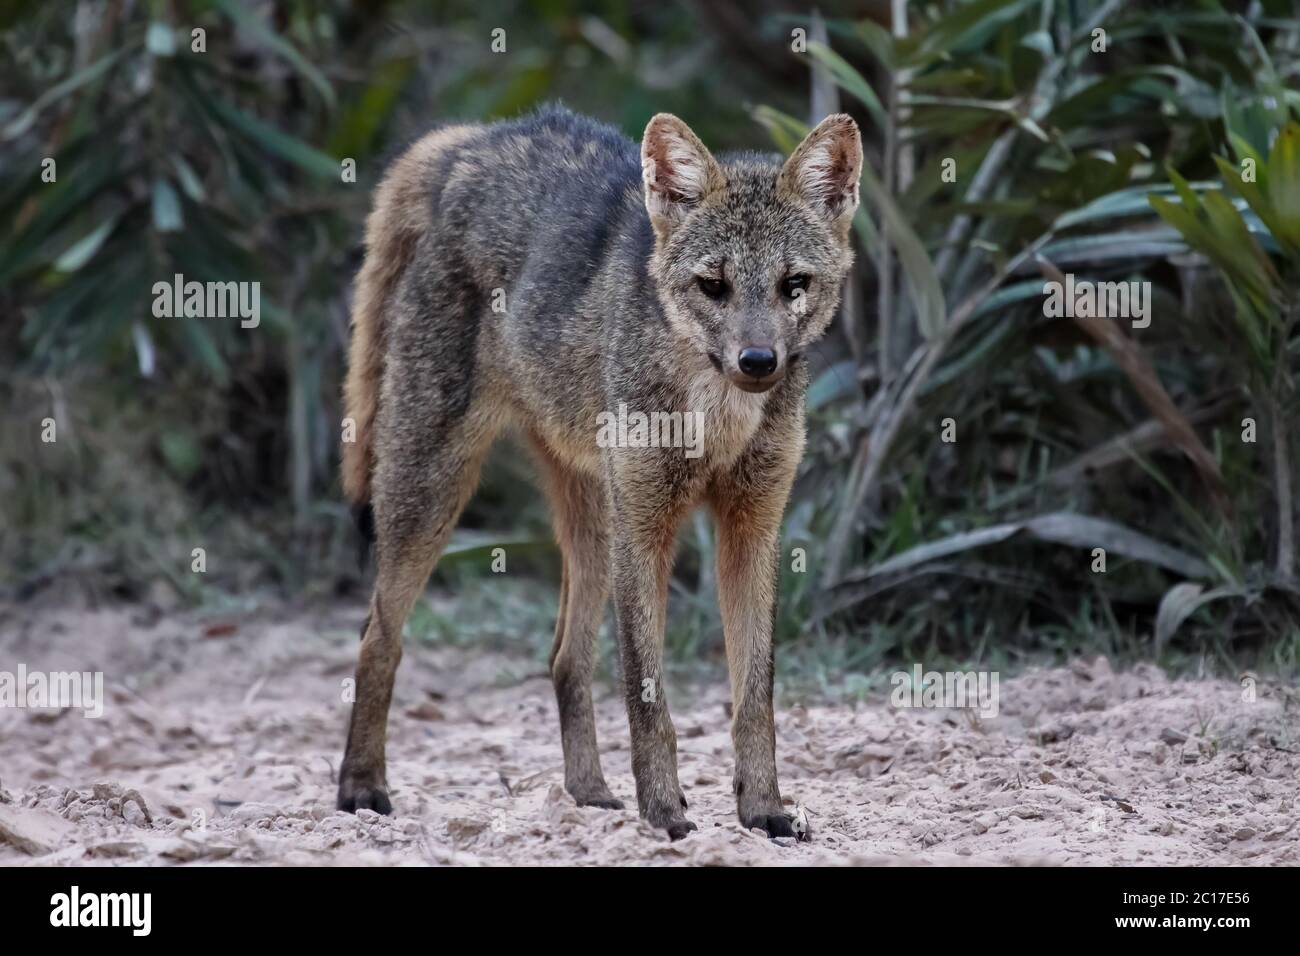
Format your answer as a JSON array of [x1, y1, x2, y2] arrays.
[[338, 278, 501, 814], [338, 405, 497, 814]]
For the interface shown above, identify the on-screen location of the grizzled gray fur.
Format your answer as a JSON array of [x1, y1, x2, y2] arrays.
[[339, 104, 862, 839]]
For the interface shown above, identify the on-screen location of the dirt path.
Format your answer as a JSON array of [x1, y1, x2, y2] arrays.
[[0, 599, 1296, 866]]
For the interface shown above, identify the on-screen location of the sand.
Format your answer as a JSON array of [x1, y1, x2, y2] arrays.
[[0, 598, 1296, 866]]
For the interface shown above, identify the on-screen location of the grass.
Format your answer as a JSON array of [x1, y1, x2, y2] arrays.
[[402, 551, 1300, 713]]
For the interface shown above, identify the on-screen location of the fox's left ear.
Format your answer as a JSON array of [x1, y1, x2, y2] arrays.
[[780, 114, 862, 232]]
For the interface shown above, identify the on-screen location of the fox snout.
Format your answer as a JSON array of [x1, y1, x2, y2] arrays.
[[717, 343, 784, 392], [738, 345, 778, 378], [738, 345, 774, 390]]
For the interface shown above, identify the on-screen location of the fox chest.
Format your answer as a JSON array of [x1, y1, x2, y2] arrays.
[[685, 374, 768, 472]]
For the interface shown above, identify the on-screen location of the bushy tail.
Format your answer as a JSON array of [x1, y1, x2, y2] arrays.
[[341, 123, 478, 537], [340, 191, 416, 518]]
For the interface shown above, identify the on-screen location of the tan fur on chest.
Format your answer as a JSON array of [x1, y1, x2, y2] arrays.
[[685, 367, 769, 472]]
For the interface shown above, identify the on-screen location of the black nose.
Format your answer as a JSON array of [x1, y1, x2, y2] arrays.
[[737, 346, 778, 379]]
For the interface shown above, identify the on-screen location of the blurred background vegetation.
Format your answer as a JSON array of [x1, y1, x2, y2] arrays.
[[3, 0, 1299, 692]]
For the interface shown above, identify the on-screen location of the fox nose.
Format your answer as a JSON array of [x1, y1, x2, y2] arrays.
[[737, 346, 778, 379]]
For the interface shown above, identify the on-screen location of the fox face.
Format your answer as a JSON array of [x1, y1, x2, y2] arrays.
[[641, 113, 862, 393]]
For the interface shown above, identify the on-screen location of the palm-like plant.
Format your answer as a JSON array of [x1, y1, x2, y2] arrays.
[[1151, 119, 1300, 585], [758, 0, 1300, 659]]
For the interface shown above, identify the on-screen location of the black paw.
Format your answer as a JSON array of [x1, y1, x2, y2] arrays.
[[647, 802, 698, 840], [665, 819, 698, 841], [337, 777, 392, 815], [743, 812, 797, 840], [574, 792, 625, 811]]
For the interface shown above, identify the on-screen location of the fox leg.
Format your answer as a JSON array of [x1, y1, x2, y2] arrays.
[[338, 265, 501, 813], [530, 435, 621, 809], [337, 557, 427, 813], [608, 468, 693, 838], [709, 437, 800, 838], [338, 406, 497, 813]]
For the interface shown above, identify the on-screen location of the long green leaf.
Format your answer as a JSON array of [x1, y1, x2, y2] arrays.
[[2, 49, 125, 139], [53, 215, 120, 272], [205, 95, 338, 178], [210, 0, 335, 108], [902, 0, 1036, 65], [806, 41, 887, 129], [856, 512, 1213, 582], [861, 153, 947, 337]]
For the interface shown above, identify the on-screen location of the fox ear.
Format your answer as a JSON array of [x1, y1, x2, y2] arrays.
[[641, 113, 724, 237], [780, 113, 862, 228]]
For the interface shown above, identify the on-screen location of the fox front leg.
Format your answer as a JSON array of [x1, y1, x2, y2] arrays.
[[709, 428, 802, 839], [608, 484, 695, 840]]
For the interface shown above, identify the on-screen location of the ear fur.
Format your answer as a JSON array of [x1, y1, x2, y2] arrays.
[[779, 113, 862, 230], [641, 113, 725, 239]]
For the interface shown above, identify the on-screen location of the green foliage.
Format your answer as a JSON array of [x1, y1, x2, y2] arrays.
[[760, 0, 1300, 675], [0, 0, 790, 593]]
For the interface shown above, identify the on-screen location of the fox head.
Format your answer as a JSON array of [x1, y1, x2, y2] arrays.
[[641, 112, 861, 394]]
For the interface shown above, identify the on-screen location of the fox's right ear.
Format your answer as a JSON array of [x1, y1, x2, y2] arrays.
[[641, 114, 724, 240]]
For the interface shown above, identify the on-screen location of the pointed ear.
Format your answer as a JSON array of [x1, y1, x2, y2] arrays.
[[779, 113, 862, 228], [641, 113, 725, 238]]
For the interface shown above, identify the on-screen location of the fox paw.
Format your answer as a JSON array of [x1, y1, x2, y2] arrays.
[[570, 784, 625, 810], [742, 812, 799, 840], [664, 818, 698, 841], [647, 803, 697, 840], [337, 771, 392, 815]]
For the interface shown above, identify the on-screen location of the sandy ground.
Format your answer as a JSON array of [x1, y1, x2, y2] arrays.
[[0, 597, 1297, 866]]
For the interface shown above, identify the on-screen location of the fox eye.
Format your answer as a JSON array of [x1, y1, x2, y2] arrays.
[[697, 276, 727, 300], [781, 274, 810, 298]]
